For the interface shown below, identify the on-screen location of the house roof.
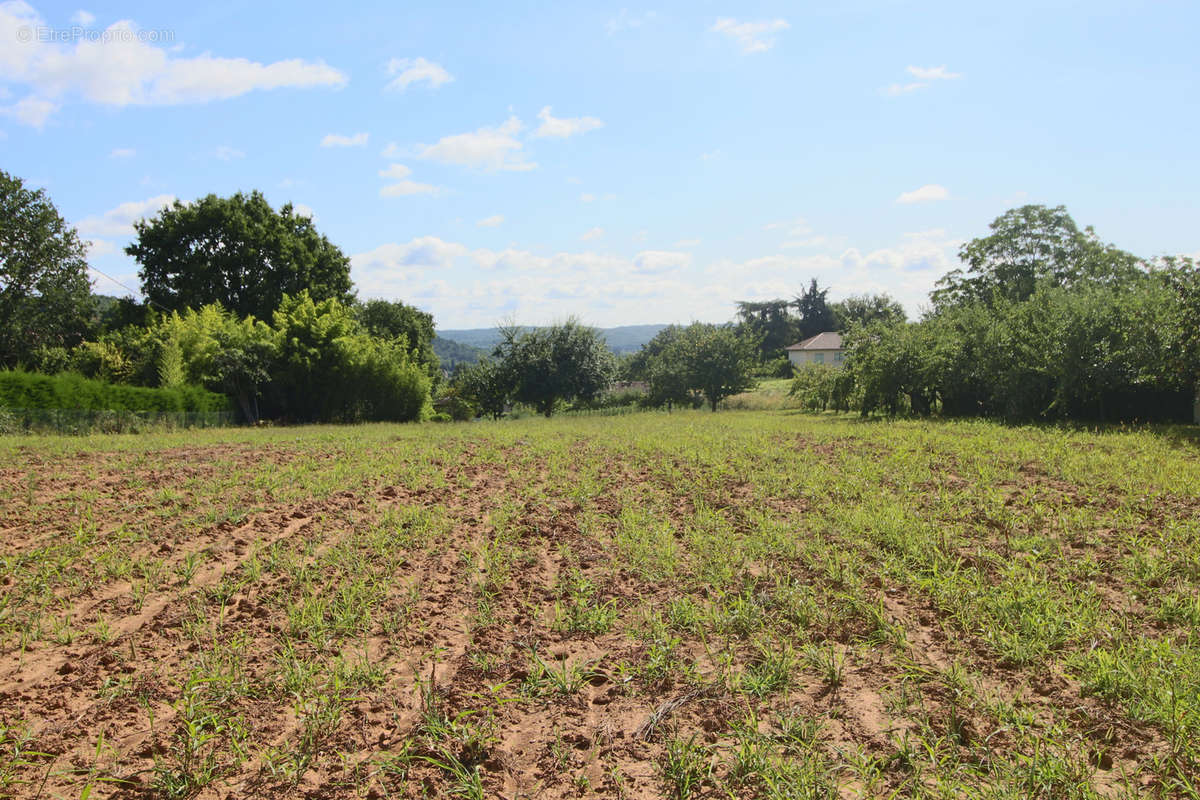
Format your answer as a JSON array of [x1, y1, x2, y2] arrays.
[[785, 331, 843, 351]]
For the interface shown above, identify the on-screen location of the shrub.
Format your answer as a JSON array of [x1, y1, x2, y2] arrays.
[[0, 370, 229, 413]]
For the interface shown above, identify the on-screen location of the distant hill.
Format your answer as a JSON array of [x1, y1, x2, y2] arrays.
[[432, 335, 487, 368], [437, 324, 668, 355]]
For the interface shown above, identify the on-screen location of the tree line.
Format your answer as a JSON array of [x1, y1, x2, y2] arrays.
[[1, 170, 435, 423], [789, 206, 1200, 423], [3, 164, 1198, 425]]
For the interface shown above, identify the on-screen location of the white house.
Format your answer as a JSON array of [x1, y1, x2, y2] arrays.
[[786, 331, 844, 368]]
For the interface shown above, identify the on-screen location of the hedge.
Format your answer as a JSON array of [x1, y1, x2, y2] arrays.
[[0, 370, 230, 413]]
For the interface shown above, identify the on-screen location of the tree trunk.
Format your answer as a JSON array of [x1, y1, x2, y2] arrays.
[[1193, 387, 1199, 425]]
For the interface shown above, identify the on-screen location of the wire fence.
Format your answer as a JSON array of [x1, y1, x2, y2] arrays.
[[0, 407, 236, 436]]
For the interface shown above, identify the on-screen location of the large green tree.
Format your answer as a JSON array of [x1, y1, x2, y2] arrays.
[[671, 323, 757, 411], [127, 192, 353, 321], [792, 278, 837, 339], [495, 319, 616, 416], [831, 293, 906, 330], [734, 299, 794, 362], [0, 170, 93, 367], [931, 205, 1145, 309]]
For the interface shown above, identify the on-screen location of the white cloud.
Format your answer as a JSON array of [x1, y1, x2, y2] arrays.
[[841, 229, 959, 275], [580, 193, 595, 203], [380, 180, 439, 197], [379, 163, 413, 180], [700, 149, 721, 161], [710, 18, 789, 54], [385, 57, 452, 92], [581, 226, 604, 241], [214, 145, 244, 160], [0, 3, 346, 126], [377, 163, 440, 196], [533, 106, 603, 139], [70, 9, 94, 25], [896, 184, 949, 204], [321, 132, 368, 148], [633, 250, 691, 273], [884, 82, 927, 96], [109, 147, 135, 158], [76, 194, 175, 237], [907, 65, 962, 81], [477, 214, 504, 228], [85, 238, 117, 257], [884, 65, 961, 97], [674, 238, 701, 248], [348, 225, 956, 328], [764, 217, 812, 236], [291, 203, 316, 220], [781, 236, 831, 249], [2, 96, 57, 128], [416, 115, 534, 171]]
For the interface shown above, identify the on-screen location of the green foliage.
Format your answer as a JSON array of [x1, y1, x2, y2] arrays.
[[844, 277, 1189, 421], [127, 192, 353, 321], [0, 370, 228, 413], [493, 319, 616, 417], [270, 292, 431, 422], [671, 323, 757, 411], [931, 204, 1145, 309], [792, 278, 837, 340], [830, 293, 906, 330], [432, 335, 485, 368], [0, 169, 93, 368], [789, 365, 854, 412], [630, 323, 756, 411], [157, 339, 185, 389], [735, 300, 794, 362], [828, 206, 1195, 423], [355, 299, 440, 380], [452, 359, 509, 419]]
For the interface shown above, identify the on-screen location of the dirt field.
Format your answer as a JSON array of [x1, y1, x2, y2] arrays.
[[1, 413, 1199, 799]]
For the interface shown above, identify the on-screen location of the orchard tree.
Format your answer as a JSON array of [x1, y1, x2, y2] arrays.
[[453, 358, 510, 419], [128, 191, 353, 321], [672, 323, 757, 411], [630, 325, 696, 410], [0, 170, 93, 367], [496, 319, 616, 416]]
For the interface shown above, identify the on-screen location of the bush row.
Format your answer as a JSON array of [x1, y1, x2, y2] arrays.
[[0, 370, 229, 413]]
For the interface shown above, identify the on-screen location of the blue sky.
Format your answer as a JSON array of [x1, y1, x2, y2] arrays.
[[3, 0, 1198, 329]]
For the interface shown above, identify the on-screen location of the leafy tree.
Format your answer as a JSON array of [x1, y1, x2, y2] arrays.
[[127, 192, 353, 321], [355, 299, 439, 378], [453, 358, 510, 419], [792, 279, 837, 339], [831, 293, 906, 330], [1154, 256, 1200, 421], [269, 292, 429, 422], [734, 299, 793, 362], [632, 325, 696, 411], [0, 170, 93, 367], [931, 205, 1144, 309], [495, 319, 616, 416], [671, 323, 757, 411]]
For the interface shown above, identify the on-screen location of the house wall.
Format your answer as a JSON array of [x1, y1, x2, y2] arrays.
[[787, 349, 844, 368]]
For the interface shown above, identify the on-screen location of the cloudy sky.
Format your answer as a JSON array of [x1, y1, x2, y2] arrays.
[[3, 1, 1198, 329]]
